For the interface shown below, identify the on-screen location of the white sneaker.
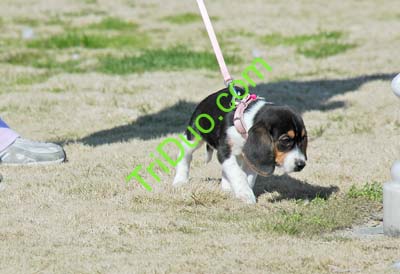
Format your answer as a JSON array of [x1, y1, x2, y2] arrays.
[[0, 137, 66, 165]]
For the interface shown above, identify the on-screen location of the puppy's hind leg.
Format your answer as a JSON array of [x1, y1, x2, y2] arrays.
[[205, 144, 213, 163], [173, 133, 203, 187]]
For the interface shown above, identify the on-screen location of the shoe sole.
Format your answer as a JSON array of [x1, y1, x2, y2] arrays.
[[0, 157, 66, 166]]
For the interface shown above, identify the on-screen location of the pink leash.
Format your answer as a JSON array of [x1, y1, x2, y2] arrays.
[[196, 0, 261, 139], [196, 0, 233, 86]]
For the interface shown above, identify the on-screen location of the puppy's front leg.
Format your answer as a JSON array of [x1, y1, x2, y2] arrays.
[[237, 156, 258, 189], [221, 169, 232, 192], [242, 161, 258, 189], [222, 155, 256, 204]]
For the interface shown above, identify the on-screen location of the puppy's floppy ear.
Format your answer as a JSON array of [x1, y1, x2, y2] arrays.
[[242, 122, 275, 176]]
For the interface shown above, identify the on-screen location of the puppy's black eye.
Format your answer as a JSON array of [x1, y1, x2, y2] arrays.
[[280, 137, 294, 148]]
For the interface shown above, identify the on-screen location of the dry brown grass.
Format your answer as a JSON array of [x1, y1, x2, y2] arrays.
[[1, 0, 400, 273]]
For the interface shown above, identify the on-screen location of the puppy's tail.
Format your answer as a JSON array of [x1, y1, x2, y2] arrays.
[[205, 144, 213, 163]]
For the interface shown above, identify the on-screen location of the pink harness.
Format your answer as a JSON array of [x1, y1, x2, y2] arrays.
[[233, 94, 259, 139]]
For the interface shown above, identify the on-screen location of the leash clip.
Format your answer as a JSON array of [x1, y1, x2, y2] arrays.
[[226, 79, 247, 107], [225, 79, 241, 107]]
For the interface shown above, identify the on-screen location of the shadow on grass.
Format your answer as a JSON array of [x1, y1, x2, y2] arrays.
[[74, 100, 196, 145], [202, 175, 338, 202], [252, 73, 397, 113], [254, 175, 339, 201], [65, 72, 396, 146]]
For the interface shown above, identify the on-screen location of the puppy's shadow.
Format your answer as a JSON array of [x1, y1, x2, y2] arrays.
[[254, 175, 339, 202]]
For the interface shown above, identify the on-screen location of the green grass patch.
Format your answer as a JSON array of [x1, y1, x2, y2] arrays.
[[48, 87, 66, 93], [262, 31, 356, 58], [46, 15, 66, 25], [13, 72, 52, 85], [297, 42, 356, 59], [262, 31, 343, 46], [250, 193, 379, 237], [64, 9, 107, 17], [347, 182, 383, 202], [351, 125, 372, 134], [13, 17, 40, 26], [98, 46, 241, 74], [310, 124, 328, 138], [163, 13, 218, 24], [88, 17, 138, 31], [328, 114, 345, 122], [27, 32, 149, 49], [3, 51, 84, 73], [0, 71, 52, 88], [3, 51, 46, 65], [229, 29, 256, 38]]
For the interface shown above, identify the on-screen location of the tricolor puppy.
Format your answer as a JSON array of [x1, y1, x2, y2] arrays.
[[173, 87, 308, 204]]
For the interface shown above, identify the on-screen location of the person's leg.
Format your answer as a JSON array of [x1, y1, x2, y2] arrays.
[[0, 118, 66, 165]]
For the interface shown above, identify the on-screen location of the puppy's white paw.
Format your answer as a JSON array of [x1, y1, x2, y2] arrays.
[[172, 175, 188, 187], [235, 188, 256, 204], [221, 179, 232, 192]]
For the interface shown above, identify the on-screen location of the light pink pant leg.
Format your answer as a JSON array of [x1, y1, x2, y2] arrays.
[[0, 119, 19, 152]]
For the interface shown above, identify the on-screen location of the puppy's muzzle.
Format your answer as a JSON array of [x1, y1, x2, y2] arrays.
[[294, 159, 306, 171]]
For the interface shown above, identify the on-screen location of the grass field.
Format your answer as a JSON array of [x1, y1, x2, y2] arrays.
[[0, 0, 400, 273]]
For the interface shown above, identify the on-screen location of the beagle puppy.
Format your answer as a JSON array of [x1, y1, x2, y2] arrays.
[[173, 87, 308, 204]]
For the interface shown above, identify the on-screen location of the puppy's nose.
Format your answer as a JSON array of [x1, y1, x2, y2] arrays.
[[294, 159, 306, 171]]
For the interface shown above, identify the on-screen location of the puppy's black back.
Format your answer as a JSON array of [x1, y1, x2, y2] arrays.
[[185, 87, 245, 148]]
